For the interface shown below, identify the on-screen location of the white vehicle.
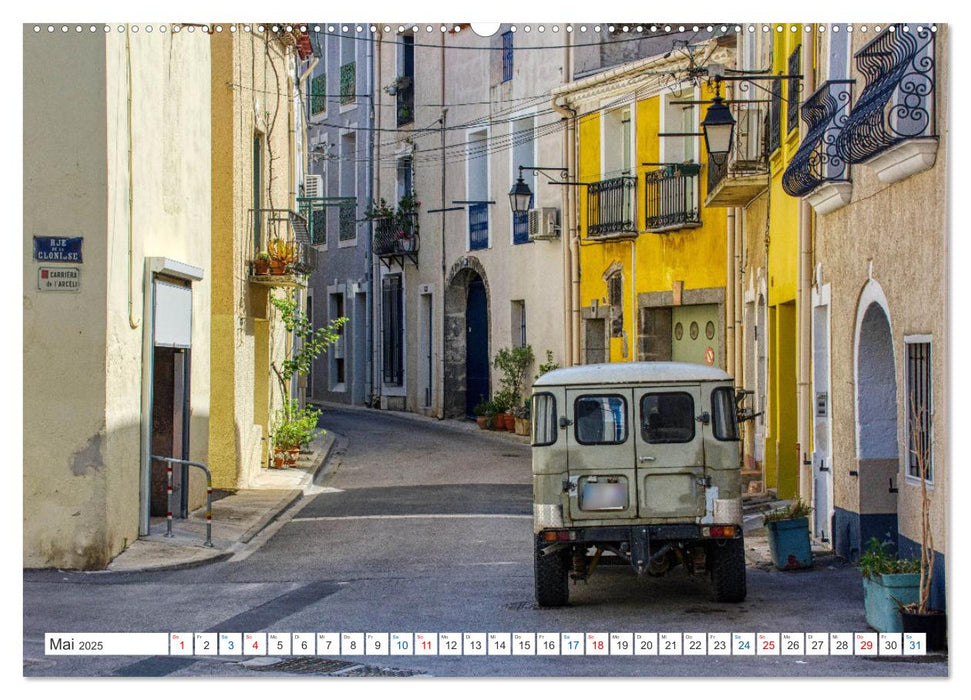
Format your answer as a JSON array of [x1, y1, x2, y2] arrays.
[[531, 362, 746, 606]]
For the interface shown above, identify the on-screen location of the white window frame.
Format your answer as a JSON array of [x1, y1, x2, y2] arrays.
[[508, 110, 538, 245], [903, 334, 934, 487], [465, 126, 491, 251], [599, 98, 636, 180], [338, 126, 358, 248]]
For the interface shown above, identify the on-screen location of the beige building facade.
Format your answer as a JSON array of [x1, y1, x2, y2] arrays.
[[371, 25, 571, 417], [24, 26, 213, 568]]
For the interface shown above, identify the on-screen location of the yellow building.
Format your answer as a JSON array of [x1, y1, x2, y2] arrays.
[[209, 27, 312, 489], [706, 26, 808, 500], [556, 38, 734, 373]]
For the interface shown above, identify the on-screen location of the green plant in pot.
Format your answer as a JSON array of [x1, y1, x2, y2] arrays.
[[859, 537, 920, 634], [510, 401, 531, 436], [494, 345, 534, 431], [762, 498, 813, 571], [491, 390, 515, 431], [473, 398, 494, 430]]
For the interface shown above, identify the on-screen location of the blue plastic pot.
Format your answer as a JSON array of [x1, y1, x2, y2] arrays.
[[863, 573, 920, 633], [766, 517, 813, 570]]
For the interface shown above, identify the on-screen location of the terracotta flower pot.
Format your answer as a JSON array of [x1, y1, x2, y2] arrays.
[[503, 413, 516, 431], [254, 259, 270, 275], [272, 455, 285, 469], [269, 260, 287, 275], [476, 416, 489, 430], [514, 417, 531, 436], [489, 415, 502, 430]]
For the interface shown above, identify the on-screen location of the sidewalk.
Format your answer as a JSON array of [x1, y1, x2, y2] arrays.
[[105, 430, 338, 573], [311, 400, 532, 445]]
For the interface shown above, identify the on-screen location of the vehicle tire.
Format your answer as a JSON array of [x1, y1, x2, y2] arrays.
[[710, 536, 747, 603], [534, 536, 570, 607]]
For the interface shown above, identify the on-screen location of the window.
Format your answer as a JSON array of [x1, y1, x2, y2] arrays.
[[511, 300, 526, 348], [906, 340, 932, 481], [640, 393, 695, 444], [501, 30, 513, 82], [787, 45, 802, 134], [340, 133, 356, 242], [467, 130, 489, 250], [397, 33, 415, 126], [662, 91, 697, 164], [311, 72, 327, 116], [340, 31, 356, 105], [603, 106, 633, 178], [711, 387, 740, 441], [382, 275, 404, 385], [532, 393, 557, 447], [306, 293, 314, 392], [575, 395, 627, 445], [607, 271, 623, 338], [330, 294, 346, 389], [511, 116, 535, 244], [397, 156, 413, 201], [828, 25, 850, 81]]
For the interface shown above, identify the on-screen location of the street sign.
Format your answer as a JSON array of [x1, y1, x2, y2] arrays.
[[38, 266, 80, 292], [33, 236, 83, 263], [704, 346, 715, 366]]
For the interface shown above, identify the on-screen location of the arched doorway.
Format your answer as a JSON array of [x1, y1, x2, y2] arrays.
[[444, 259, 491, 418], [852, 284, 899, 557]]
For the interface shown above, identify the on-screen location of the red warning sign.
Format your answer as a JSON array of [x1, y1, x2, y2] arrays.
[[704, 347, 715, 366]]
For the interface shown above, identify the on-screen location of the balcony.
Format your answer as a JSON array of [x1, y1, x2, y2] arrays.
[[373, 212, 419, 268], [782, 81, 855, 214], [586, 176, 637, 239], [834, 24, 937, 184], [248, 209, 314, 287], [340, 62, 356, 106], [705, 103, 769, 207], [644, 164, 701, 233]]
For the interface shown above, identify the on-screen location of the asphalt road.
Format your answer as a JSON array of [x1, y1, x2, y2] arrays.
[[23, 406, 948, 678]]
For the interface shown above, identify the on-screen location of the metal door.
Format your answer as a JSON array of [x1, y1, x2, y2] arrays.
[[633, 385, 707, 518], [565, 389, 637, 521]]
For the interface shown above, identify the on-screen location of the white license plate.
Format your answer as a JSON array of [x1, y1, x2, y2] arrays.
[[579, 480, 627, 511]]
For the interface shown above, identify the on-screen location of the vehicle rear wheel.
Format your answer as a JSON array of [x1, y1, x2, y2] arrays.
[[710, 536, 747, 603], [534, 536, 570, 607]]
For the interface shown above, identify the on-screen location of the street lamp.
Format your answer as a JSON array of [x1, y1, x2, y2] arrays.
[[701, 92, 735, 165], [508, 174, 533, 215]]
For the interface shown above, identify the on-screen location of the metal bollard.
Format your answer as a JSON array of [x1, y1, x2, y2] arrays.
[[153, 455, 214, 547], [165, 462, 174, 538]]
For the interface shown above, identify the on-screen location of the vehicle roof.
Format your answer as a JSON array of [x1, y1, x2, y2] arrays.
[[533, 362, 732, 387]]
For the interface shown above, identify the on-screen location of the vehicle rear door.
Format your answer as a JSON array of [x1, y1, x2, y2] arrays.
[[633, 385, 707, 519], [564, 388, 637, 521]]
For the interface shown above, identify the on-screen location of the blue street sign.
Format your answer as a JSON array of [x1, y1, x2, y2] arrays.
[[33, 237, 83, 263]]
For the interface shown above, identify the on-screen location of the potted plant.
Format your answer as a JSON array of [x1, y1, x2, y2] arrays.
[[511, 401, 531, 436], [267, 238, 297, 275], [491, 391, 513, 431], [762, 498, 813, 571], [534, 349, 559, 381], [859, 537, 921, 633], [898, 401, 946, 651], [473, 398, 493, 430], [253, 251, 271, 275], [494, 345, 534, 431]]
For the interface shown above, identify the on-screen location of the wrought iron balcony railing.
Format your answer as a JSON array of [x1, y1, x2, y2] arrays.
[[586, 175, 636, 238], [782, 80, 854, 197], [835, 24, 936, 165], [340, 62, 356, 105], [338, 201, 356, 241], [373, 213, 420, 267], [248, 208, 314, 286], [644, 164, 701, 232]]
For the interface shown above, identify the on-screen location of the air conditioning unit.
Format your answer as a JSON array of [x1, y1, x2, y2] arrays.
[[304, 174, 323, 199], [528, 207, 560, 240]]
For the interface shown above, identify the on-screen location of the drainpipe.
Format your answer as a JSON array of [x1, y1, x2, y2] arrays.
[[554, 33, 573, 367], [726, 208, 736, 375], [797, 33, 816, 503], [365, 32, 375, 406], [551, 93, 578, 366], [735, 206, 743, 381], [439, 31, 447, 418]]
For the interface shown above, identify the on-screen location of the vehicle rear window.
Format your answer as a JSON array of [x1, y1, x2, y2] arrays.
[[640, 392, 695, 443], [532, 393, 557, 446], [711, 386, 740, 441], [574, 395, 627, 445]]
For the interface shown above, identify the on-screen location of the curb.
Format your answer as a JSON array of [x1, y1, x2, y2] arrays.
[[107, 550, 235, 574]]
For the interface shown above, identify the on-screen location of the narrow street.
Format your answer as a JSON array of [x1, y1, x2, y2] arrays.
[[23, 408, 946, 678]]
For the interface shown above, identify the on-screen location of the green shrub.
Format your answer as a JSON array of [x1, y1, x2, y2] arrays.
[[858, 537, 920, 580], [762, 497, 813, 523]]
